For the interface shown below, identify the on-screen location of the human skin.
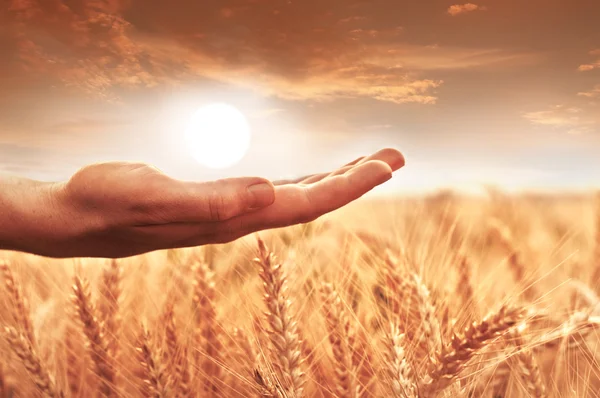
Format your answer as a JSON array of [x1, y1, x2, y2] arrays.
[[0, 148, 404, 258]]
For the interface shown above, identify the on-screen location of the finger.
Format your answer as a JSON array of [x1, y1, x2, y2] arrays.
[[273, 156, 365, 186], [300, 165, 354, 184], [342, 155, 366, 167], [273, 174, 315, 186], [303, 148, 403, 184], [350, 148, 405, 171], [219, 160, 393, 234], [137, 176, 275, 224]]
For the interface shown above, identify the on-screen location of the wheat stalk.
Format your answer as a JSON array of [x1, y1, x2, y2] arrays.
[[354, 326, 376, 397], [226, 327, 259, 396], [97, 259, 121, 360], [421, 305, 524, 395], [254, 237, 305, 398], [381, 323, 418, 397], [489, 220, 537, 301], [320, 282, 358, 398], [71, 275, 115, 397], [3, 326, 63, 398], [64, 321, 85, 397], [1, 260, 36, 346], [136, 324, 169, 398], [162, 299, 191, 397], [0, 360, 5, 397], [592, 194, 600, 291], [508, 329, 546, 398], [455, 252, 477, 314], [192, 259, 223, 395], [254, 368, 283, 397], [412, 273, 443, 371]]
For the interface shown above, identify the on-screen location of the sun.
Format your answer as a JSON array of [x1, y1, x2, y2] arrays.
[[184, 103, 251, 169]]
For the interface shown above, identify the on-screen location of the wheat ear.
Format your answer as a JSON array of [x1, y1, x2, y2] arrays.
[[592, 194, 600, 290], [64, 322, 85, 397], [412, 273, 443, 369], [136, 324, 169, 398], [97, 259, 121, 360], [192, 259, 223, 395], [254, 368, 282, 397], [422, 305, 524, 395], [163, 300, 191, 397], [320, 282, 358, 398], [508, 330, 546, 398], [1, 260, 36, 346], [381, 323, 418, 397], [254, 237, 305, 397], [71, 276, 115, 397], [3, 326, 63, 398], [455, 252, 478, 314]]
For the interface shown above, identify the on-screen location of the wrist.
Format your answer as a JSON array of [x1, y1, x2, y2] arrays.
[[0, 175, 68, 255]]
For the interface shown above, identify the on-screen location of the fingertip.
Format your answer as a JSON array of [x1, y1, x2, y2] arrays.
[[348, 160, 393, 185], [371, 160, 394, 183], [379, 148, 405, 171], [393, 149, 405, 170]]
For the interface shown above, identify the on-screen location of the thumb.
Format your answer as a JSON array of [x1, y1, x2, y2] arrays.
[[160, 177, 275, 223]]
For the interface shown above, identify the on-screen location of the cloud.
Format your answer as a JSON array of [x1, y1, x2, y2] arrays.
[[523, 105, 597, 135], [578, 49, 600, 71], [366, 124, 393, 129], [48, 118, 131, 134], [6, 0, 193, 102], [447, 3, 487, 16], [338, 16, 368, 24], [578, 85, 600, 98], [382, 46, 538, 70], [2, 0, 534, 106]]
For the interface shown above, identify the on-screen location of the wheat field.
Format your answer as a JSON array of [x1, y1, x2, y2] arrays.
[[1, 190, 599, 398]]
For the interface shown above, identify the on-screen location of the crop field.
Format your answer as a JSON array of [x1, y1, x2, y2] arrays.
[[1, 191, 599, 397]]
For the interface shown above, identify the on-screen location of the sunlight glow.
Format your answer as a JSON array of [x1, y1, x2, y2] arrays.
[[184, 103, 251, 169]]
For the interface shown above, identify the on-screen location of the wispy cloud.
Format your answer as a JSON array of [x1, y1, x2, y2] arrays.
[[447, 3, 487, 16], [578, 49, 600, 72], [523, 105, 597, 135], [4, 0, 443, 104], [578, 85, 600, 98], [7, 0, 166, 102], [337, 16, 368, 24], [3, 0, 535, 106]]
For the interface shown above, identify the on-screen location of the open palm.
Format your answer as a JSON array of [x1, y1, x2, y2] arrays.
[[43, 148, 404, 258]]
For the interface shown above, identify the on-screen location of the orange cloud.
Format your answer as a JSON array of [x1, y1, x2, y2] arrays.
[[578, 85, 600, 98], [523, 105, 597, 135], [578, 49, 600, 72], [338, 16, 368, 24], [6, 0, 163, 101], [3, 0, 447, 105], [447, 3, 486, 16], [4, 0, 535, 106]]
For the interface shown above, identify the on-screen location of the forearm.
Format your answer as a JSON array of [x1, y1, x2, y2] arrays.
[[0, 174, 64, 254]]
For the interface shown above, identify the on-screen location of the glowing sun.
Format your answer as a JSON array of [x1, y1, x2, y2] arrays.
[[185, 103, 251, 169]]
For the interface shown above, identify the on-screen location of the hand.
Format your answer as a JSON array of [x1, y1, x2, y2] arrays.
[[6, 148, 404, 258]]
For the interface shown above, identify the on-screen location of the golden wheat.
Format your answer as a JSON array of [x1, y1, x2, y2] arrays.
[[1, 194, 600, 397]]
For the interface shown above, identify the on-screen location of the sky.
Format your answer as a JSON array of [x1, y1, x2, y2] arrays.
[[1, 0, 599, 194]]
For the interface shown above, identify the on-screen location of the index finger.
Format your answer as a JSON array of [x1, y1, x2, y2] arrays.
[[215, 160, 394, 238]]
